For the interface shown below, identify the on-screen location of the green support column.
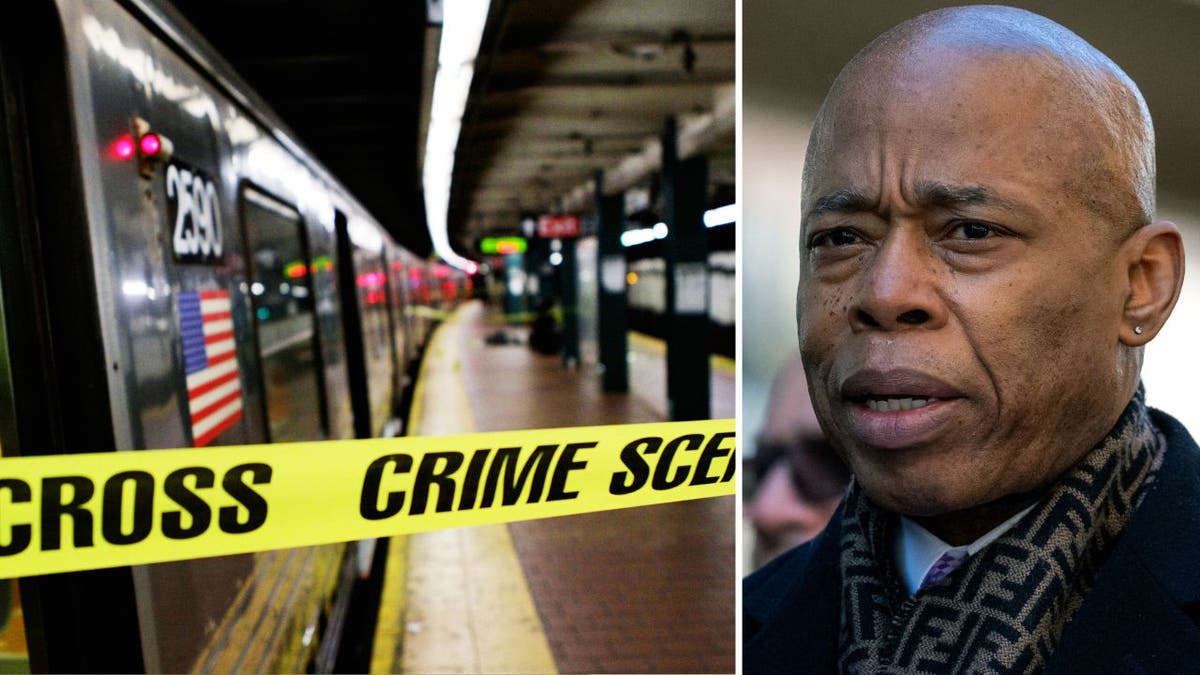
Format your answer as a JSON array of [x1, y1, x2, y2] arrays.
[[560, 238, 580, 367], [595, 170, 629, 391], [662, 116, 710, 420], [524, 239, 542, 315]]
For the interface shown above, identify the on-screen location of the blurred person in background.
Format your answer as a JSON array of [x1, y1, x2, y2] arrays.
[[747, 355, 849, 568]]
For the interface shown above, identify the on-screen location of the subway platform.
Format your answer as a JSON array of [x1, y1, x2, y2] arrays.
[[370, 300, 735, 674]]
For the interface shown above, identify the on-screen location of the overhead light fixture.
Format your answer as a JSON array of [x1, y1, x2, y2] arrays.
[[423, 0, 490, 275], [619, 206, 737, 247], [620, 222, 670, 247], [703, 203, 737, 228]]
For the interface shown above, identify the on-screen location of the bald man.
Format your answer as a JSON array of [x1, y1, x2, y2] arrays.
[[744, 6, 1196, 673], [747, 355, 849, 567], [744, 355, 849, 564]]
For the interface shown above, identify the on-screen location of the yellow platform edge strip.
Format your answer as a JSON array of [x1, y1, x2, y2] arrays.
[[369, 535, 408, 675], [376, 302, 558, 674], [627, 330, 736, 375], [367, 306, 449, 675]]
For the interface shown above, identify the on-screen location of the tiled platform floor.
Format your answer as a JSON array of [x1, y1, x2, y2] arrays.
[[459, 303, 736, 674]]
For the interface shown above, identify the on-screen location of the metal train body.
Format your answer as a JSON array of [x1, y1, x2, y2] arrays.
[[0, 0, 465, 670]]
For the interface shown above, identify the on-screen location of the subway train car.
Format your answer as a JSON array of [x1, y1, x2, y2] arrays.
[[0, 0, 465, 671]]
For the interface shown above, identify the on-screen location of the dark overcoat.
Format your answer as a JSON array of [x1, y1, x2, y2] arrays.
[[744, 410, 1200, 674]]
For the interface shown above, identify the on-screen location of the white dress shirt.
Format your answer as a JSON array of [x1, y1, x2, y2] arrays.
[[894, 504, 1037, 596]]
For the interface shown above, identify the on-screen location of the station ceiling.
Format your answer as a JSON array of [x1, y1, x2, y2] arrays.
[[449, 0, 736, 242], [165, 0, 735, 258]]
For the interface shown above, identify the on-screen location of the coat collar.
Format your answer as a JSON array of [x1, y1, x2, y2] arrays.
[[1048, 409, 1200, 673], [744, 507, 842, 674]]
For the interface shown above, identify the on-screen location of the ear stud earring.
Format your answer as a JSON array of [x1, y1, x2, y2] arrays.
[[1134, 325, 1144, 335]]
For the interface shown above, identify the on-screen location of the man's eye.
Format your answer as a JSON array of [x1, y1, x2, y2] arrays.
[[810, 228, 861, 247], [950, 221, 996, 239]]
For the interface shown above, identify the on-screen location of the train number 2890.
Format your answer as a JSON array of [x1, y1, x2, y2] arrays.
[[166, 160, 223, 264]]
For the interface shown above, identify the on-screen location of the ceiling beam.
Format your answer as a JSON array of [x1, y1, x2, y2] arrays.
[[559, 83, 734, 212]]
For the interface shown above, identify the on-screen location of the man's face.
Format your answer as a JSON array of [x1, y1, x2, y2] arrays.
[[748, 361, 848, 566], [798, 51, 1133, 517]]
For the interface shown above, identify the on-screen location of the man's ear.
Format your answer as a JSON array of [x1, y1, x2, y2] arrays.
[[1119, 221, 1185, 346]]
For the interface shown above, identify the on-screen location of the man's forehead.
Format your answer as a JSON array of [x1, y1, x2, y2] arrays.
[[845, 5, 1115, 76], [801, 6, 1155, 230], [810, 30, 1095, 183], [815, 5, 1143, 155], [802, 64, 1080, 214], [828, 34, 1087, 131], [867, 68, 1069, 137]]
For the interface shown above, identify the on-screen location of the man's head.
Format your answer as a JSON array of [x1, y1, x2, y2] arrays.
[[796, 6, 1184, 534], [748, 355, 849, 566]]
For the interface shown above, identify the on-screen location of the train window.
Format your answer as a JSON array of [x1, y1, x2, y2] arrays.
[[356, 248, 393, 431], [241, 188, 326, 442]]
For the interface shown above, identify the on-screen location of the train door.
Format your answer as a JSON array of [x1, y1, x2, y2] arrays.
[[170, 185, 347, 674], [354, 246, 394, 437], [0, 19, 36, 669], [240, 187, 328, 442], [333, 210, 396, 438], [385, 250, 413, 411], [379, 248, 404, 429]]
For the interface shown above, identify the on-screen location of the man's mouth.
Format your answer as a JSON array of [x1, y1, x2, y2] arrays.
[[841, 368, 962, 404], [837, 368, 966, 449], [861, 397, 939, 413]]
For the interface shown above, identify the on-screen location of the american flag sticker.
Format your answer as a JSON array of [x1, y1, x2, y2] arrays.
[[179, 290, 243, 446]]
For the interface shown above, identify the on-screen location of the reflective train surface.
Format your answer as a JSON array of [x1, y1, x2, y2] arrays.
[[0, 0, 468, 670]]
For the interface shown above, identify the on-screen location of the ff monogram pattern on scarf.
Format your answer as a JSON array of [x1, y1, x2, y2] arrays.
[[837, 389, 1166, 674]]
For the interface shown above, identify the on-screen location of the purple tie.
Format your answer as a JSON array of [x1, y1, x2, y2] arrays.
[[921, 551, 967, 588]]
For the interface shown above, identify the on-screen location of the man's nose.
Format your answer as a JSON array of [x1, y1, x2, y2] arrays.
[[848, 226, 946, 332]]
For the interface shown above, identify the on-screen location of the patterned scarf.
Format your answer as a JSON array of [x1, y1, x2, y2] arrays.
[[837, 389, 1166, 674]]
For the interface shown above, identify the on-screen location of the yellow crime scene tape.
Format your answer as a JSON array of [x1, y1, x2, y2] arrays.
[[0, 419, 734, 578], [407, 305, 454, 320]]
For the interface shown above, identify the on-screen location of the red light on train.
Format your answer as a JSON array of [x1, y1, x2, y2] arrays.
[[139, 132, 163, 156], [112, 135, 136, 160], [356, 271, 385, 288], [128, 118, 174, 177]]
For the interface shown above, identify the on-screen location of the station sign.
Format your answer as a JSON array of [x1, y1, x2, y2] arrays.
[[536, 214, 581, 239], [479, 236, 527, 255]]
